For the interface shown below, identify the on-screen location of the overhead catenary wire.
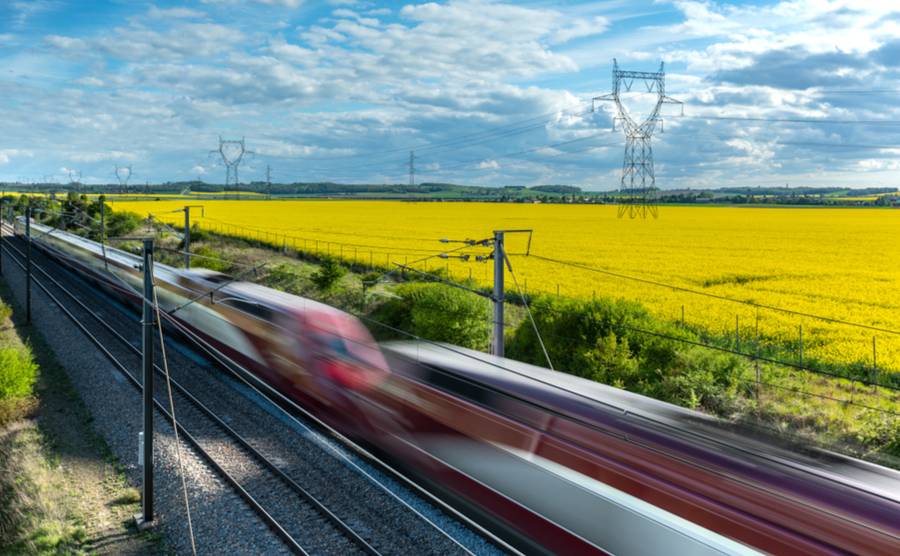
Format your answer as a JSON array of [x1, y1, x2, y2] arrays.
[[150, 261, 198, 556]]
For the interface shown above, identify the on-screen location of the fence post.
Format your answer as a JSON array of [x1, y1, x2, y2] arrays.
[[736, 315, 739, 351], [755, 309, 760, 400], [681, 305, 685, 328], [874, 337, 878, 388], [799, 325, 803, 368]]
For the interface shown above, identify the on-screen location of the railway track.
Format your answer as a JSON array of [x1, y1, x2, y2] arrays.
[[0, 226, 513, 556]]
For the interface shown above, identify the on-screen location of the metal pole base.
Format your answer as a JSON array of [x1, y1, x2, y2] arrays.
[[133, 513, 153, 532]]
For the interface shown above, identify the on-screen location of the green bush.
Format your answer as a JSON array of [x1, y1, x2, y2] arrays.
[[310, 256, 346, 294], [104, 210, 143, 237], [398, 283, 490, 350], [190, 246, 229, 272], [178, 224, 211, 248], [267, 263, 304, 293], [507, 295, 654, 389], [506, 294, 754, 417]]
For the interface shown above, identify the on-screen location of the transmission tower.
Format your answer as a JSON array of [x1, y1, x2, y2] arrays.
[[594, 59, 682, 219], [112, 165, 136, 194], [210, 136, 253, 198], [68, 170, 82, 188], [266, 164, 271, 200], [404, 151, 419, 186]]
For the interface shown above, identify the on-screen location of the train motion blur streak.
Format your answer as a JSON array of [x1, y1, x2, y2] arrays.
[[17, 219, 900, 556]]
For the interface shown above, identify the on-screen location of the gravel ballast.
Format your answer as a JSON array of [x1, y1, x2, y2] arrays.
[[1, 237, 512, 556]]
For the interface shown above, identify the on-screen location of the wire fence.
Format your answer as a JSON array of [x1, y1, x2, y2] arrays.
[[148, 213, 899, 390], [8, 214, 900, 468]]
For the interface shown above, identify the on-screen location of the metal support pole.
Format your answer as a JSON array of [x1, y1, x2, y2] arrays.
[[799, 325, 803, 368], [493, 231, 505, 357], [25, 207, 31, 324], [736, 315, 739, 351], [100, 199, 108, 271], [139, 239, 154, 525], [184, 206, 191, 270]]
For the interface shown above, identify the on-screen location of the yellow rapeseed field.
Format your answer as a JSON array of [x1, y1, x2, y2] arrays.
[[115, 200, 900, 373]]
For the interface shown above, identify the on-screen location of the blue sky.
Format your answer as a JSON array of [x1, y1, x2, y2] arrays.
[[2, 0, 899, 190]]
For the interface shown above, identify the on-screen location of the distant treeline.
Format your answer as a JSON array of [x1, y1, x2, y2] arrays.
[[714, 186, 899, 196]]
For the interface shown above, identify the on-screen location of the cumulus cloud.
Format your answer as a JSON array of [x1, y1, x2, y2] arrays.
[[9, 0, 900, 189], [142, 6, 207, 21], [254, 0, 306, 8], [706, 46, 869, 89]]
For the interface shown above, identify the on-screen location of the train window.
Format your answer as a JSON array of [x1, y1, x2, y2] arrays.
[[230, 299, 273, 321], [202, 273, 233, 284], [187, 269, 234, 284], [423, 367, 490, 405]]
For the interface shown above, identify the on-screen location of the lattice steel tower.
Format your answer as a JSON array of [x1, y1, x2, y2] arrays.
[[594, 59, 682, 219], [113, 165, 135, 194], [211, 136, 253, 198], [404, 151, 419, 186]]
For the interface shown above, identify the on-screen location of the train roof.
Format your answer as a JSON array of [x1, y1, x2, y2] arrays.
[[382, 341, 900, 504]]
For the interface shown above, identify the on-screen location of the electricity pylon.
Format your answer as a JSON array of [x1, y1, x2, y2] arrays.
[[112, 165, 135, 194], [68, 170, 82, 188], [404, 151, 419, 186], [594, 59, 682, 219], [210, 136, 253, 198]]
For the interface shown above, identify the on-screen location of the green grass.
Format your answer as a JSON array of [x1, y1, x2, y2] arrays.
[[0, 422, 87, 555]]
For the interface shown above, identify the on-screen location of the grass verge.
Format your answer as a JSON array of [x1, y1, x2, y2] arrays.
[[0, 275, 164, 555]]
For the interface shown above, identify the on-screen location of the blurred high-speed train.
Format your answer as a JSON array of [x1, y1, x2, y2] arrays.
[[14, 219, 900, 556]]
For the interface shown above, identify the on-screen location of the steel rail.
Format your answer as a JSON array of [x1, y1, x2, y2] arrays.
[[7, 239, 382, 556], [0, 235, 385, 556], [1, 223, 527, 556]]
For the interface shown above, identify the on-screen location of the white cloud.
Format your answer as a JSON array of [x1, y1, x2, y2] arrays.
[[9, 0, 57, 30], [552, 16, 610, 44], [9, 0, 900, 189], [143, 6, 206, 21], [254, 0, 306, 8], [0, 149, 32, 164]]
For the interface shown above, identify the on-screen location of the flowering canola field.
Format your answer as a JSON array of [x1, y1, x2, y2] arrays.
[[115, 200, 900, 373]]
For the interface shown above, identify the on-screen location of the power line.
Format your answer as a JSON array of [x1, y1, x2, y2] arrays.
[[682, 114, 900, 126], [664, 131, 900, 152], [254, 103, 592, 161], [418, 139, 624, 178], [523, 254, 900, 337], [267, 109, 596, 175]]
